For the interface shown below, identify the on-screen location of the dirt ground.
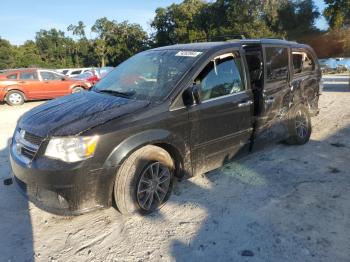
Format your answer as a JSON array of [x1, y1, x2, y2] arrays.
[[0, 75, 349, 262]]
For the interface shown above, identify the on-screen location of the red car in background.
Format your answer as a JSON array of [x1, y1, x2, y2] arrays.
[[72, 67, 114, 85], [0, 69, 92, 105]]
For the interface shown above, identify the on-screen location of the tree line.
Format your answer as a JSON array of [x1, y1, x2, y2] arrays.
[[0, 0, 349, 70]]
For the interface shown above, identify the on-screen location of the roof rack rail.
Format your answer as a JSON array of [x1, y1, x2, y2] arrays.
[[262, 37, 287, 40], [191, 34, 246, 43]]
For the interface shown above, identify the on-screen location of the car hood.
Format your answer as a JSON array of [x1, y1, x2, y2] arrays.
[[18, 91, 150, 137]]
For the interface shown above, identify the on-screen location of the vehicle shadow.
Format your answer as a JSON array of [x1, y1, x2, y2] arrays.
[[0, 138, 34, 261], [168, 123, 350, 261]]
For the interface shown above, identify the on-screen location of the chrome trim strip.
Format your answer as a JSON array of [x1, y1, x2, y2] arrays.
[[201, 91, 247, 104], [169, 91, 248, 111]]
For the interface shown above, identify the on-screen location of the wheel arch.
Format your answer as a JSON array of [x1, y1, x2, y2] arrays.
[[103, 129, 191, 179], [4, 86, 27, 100], [70, 85, 86, 91], [102, 129, 191, 206], [153, 142, 186, 178]]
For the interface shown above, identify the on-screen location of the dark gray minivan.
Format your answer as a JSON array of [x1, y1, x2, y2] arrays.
[[10, 39, 321, 215]]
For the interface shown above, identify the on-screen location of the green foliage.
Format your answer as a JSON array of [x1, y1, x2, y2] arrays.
[[91, 18, 148, 67], [0, 0, 345, 69], [264, 0, 320, 38], [151, 0, 321, 46], [151, 0, 277, 46], [67, 21, 86, 39], [324, 0, 350, 29], [0, 38, 15, 69], [14, 40, 44, 68], [0, 18, 148, 69], [220, 0, 276, 38], [68, 21, 90, 67]]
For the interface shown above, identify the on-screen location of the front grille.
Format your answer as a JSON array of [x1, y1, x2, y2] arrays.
[[14, 129, 42, 161], [24, 132, 43, 146], [21, 146, 36, 159]]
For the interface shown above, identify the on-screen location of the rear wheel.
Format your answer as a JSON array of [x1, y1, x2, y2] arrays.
[[71, 86, 85, 93], [114, 145, 174, 215], [5, 91, 25, 106], [285, 104, 312, 145]]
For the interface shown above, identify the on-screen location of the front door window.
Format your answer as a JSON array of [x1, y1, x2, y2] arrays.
[[40, 71, 62, 81], [195, 53, 245, 101]]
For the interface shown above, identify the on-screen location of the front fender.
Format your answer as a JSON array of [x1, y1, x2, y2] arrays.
[[103, 129, 191, 176]]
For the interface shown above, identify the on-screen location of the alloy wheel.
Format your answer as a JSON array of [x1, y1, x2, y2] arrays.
[[295, 110, 309, 139], [136, 162, 171, 212]]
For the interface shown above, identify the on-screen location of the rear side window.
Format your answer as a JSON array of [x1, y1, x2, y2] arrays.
[[292, 51, 315, 74], [265, 47, 289, 82], [7, 74, 17, 80], [20, 72, 38, 80], [196, 53, 244, 101], [302, 52, 315, 72], [71, 70, 82, 75], [293, 53, 303, 74], [40, 71, 62, 80]]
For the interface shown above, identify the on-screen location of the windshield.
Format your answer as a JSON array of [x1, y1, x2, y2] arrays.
[[93, 50, 202, 101]]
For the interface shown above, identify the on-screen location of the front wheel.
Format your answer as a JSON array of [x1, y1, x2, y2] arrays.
[[114, 145, 174, 215], [285, 104, 312, 145]]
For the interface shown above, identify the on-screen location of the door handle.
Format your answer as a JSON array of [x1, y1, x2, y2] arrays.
[[18, 81, 25, 84], [265, 97, 275, 104], [238, 100, 253, 108]]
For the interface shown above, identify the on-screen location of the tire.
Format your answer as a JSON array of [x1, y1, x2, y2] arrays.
[[71, 86, 85, 93], [114, 145, 174, 215], [5, 90, 25, 106], [285, 104, 312, 145]]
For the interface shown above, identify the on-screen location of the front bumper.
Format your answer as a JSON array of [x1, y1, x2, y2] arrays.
[[10, 145, 115, 216]]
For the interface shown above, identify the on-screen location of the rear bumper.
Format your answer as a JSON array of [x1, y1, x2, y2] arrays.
[[0, 89, 5, 102], [10, 146, 116, 216]]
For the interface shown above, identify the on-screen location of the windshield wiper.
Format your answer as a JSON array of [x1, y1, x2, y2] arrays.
[[95, 89, 135, 98]]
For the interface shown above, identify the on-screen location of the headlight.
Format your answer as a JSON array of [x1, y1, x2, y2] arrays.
[[45, 136, 99, 162]]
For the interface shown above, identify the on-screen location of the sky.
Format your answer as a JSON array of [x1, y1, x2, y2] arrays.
[[0, 0, 328, 45]]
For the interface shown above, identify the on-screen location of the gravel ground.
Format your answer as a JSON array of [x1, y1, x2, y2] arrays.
[[0, 76, 349, 262]]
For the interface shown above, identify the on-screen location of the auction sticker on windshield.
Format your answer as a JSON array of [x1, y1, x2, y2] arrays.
[[175, 51, 202, 57]]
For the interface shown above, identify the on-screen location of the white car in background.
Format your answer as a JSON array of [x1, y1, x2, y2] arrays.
[[56, 68, 92, 77]]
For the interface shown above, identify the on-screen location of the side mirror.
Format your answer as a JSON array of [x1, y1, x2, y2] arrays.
[[183, 84, 201, 106], [61, 77, 66, 81]]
